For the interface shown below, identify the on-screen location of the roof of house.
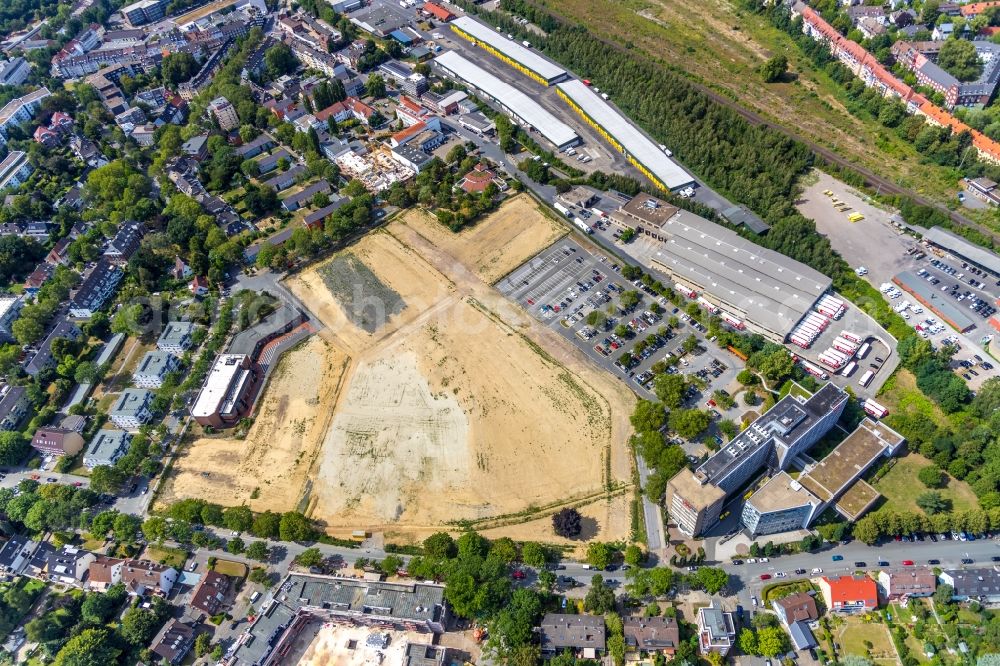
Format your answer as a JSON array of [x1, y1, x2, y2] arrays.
[[882, 570, 936, 596], [943, 567, 1000, 597], [85, 429, 132, 462], [110, 388, 153, 418], [121, 559, 175, 592], [774, 592, 819, 623], [823, 575, 878, 605], [88, 556, 124, 583], [622, 616, 679, 651], [150, 619, 194, 663], [190, 570, 230, 614], [31, 427, 79, 451], [540, 613, 606, 651]]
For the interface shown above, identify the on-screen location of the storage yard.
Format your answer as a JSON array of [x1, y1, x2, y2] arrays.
[[555, 79, 694, 191], [278, 198, 634, 540], [450, 15, 567, 85], [433, 50, 580, 150]]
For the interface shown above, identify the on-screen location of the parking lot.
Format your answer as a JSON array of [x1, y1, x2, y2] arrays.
[[497, 237, 744, 440]]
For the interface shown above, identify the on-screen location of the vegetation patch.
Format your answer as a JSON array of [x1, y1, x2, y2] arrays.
[[316, 252, 405, 333]]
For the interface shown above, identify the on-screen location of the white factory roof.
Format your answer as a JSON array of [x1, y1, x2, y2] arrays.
[[433, 50, 578, 148], [450, 16, 566, 83], [556, 79, 695, 191], [191, 354, 252, 419]]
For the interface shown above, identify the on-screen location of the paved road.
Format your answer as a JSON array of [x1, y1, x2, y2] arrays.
[[727, 536, 1000, 610]]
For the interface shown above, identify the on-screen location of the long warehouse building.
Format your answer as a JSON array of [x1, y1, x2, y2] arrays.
[[556, 79, 696, 192], [433, 50, 579, 150], [449, 16, 567, 86], [611, 194, 832, 341]]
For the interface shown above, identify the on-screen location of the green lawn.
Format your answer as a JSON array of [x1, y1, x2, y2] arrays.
[[873, 453, 979, 515], [143, 545, 188, 570], [213, 559, 249, 578], [835, 617, 896, 664]]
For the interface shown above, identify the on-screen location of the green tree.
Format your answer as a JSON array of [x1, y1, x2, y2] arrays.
[[489, 588, 541, 655], [654, 374, 685, 408], [161, 51, 198, 85], [112, 513, 141, 543], [246, 540, 269, 562], [295, 547, 323, 568], [631, 400, 667, 432], [669, 408, 711, 439], [365, 74, 387, 98], [918, 466, 945, 488], [738, 628, 758, 655], [623, 544, 644, 567], [53, 629, 121, 666], [423, 532, 456, 559], [0, 432, 28, 466], [194, 632, 212, 657], [756, 626, 789, 657], [693, 567, 729, 594], [586, 542, 615, 570], [521, 542, 546, 568], [141, 516, 169, 543], [552, 507, 582, 538], [227, 536, 245, 554], [586, 310, 608, 328], [265, 43, 298, 77], [278, 511, 314, 542], [916, 491, 950, 515], [759, 54, 788, 82], [934, 583, 954, 607], [223, 505, 253, 532], [380, 554, 403, 576], [250, 511, 281, 538], [938, 38, 983, 81], [120, 604, 163, 646], [583, 575, 616, 613]]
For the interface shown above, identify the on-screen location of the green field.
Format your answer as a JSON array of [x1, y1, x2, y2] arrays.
[[835, 617, 897, 664], [144, 545, 189, 569], [874, 453, 979, 515], [213, 559, 249, 578]]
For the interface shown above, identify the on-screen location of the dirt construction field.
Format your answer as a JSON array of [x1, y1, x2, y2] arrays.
[[395, 194, 567, 284], [281, 198, 634, 541], [156, 335, 349, 514]]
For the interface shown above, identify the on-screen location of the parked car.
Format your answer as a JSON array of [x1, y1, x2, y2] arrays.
[[759, 574, 772, 581], [831, 555, 844, 561], [902, 560, 915, 566]]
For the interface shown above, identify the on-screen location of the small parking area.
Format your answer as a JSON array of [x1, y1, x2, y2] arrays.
[[497, 237, 743, 416]]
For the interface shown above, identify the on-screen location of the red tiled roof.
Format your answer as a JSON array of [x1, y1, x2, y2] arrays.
[[961, 1, 1000, 15], [392, 120, 427, 144], [824, 575, 878, 605], [423, 2, 455, 21]]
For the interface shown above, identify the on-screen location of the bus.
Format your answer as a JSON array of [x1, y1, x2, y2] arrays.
[[841, 361, 857, 376], [859, 369, 875, 388], [857, 342, 871, 359], [863, 399, 888, 418]]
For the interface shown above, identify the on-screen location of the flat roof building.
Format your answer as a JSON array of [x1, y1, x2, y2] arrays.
[[109, 388, 155, 430], [132, 350, 181, 388], [667, 383, 847, 537], [611, 194, 832, 341], [740, 471, 822, 536], [230, 574, 447, 666], [191, 354, 259, 428], [84, 429, 132, 469], [923, 225, 1000, 276], [0, 151, 32, 190], [433, 51, 579, 150], [893, 270, 976, 333], [798, 418, 906, 521], [157, 321, 197, 355], [449, 16, 567, 85], [696, 601, 736, 656], [556, 79, 695, 192]]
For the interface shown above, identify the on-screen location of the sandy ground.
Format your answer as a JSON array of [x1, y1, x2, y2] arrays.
[[296, 623, 430, 666], [280, 197, 635, 539], [395, 196, 567, 284], [155, 335, 349, 513]]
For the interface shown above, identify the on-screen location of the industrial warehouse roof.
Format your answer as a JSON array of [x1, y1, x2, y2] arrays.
[[616, 195, 830, 337], [556, 79, 695, 191], [433, 50, 579, 149], [449, 16, 566, 83], [923, 225, 1000, 276], [893, 270, 976, 332]]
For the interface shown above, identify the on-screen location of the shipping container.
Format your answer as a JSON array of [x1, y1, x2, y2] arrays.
[[840, 331, 863, 344]]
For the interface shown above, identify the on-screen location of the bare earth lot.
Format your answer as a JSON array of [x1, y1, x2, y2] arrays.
[[283, 200, 634, 541], [156, 335, 349, 513], [396, 195, 567, 284]]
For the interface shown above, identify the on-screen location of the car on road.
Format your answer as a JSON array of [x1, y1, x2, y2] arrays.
[[878, 561, 890, 567], [759, 574, 772, 581], [811, 568, 823, 574], [46, 477, 56, 483], [854, 561, 866, 567], [832, 555, 844, 561], [902, 560, 915, 566], [962, 558, 975, 564], [794, 569, 806, 575], [759, 557, 769, 563], [751, 596, 758, 607], [928, 559, 940, 565], [775, 572, 786, 578], [992, 556, 1000, 563], [732, 559, 743, 565]]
